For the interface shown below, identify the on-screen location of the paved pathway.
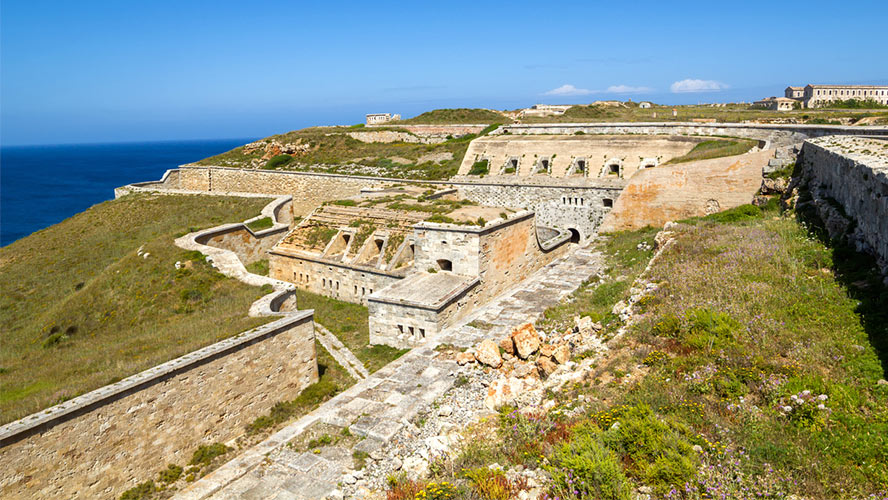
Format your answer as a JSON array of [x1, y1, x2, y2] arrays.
[[316, 324, 369, 380], [175, 246, 603, 500]]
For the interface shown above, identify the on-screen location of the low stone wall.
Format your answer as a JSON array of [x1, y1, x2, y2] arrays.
[[793, 136, 888, 271], [198, 224, 288, 265], [0, 311, 317, 499], [455, 183, 621, 241], [269, 250, 403, 305], [500, 122, 888, 148]]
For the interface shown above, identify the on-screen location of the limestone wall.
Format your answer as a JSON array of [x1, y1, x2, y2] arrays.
[[269, 251, 402, 305], [0, 312, 317, 499], [198, 225, 288, 265], [500, 122, 888, 148], [456, 183, 621, 241], [458, 135, 700, 178], [794, 136, 888, 271]]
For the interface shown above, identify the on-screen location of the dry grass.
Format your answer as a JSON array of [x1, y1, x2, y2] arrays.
[[0, 193, 274, 423], [662, 138, 758, 165]]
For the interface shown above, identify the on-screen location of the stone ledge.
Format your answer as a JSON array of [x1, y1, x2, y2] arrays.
[[0, 310, 314, 447]]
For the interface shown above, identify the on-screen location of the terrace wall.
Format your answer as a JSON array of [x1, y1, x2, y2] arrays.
[[0, 312, 317, 500]]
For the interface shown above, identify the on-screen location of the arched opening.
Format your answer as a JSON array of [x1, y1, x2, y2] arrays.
[[603, 198, 613, 208], [567, 229, 581, 244], [608, 163, 620, 175], [375, 239, 384, 252], [436, 259, 453, 272]]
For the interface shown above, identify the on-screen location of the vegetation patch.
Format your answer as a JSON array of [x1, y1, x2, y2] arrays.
[[292, 289, 408, 373], [663, 138, 758, 165], [400, 108, 506, 124], [0, 194, 273, 423], [245, 216, 273, 231]]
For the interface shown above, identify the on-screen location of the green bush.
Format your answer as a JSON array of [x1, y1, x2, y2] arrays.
[[263, 154, 293, 170], [468, 159, 489, 176], [158, 463, 183, 483], [547, 425, 632, 500], [189, 443, 231, 467], [119, 481, 156, 500]]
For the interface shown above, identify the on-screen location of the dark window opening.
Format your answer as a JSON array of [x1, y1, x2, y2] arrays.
[[437, 259, 453, 272], [608, 164, 620, 175], [375, 239, 384, 252], [603, 198, 614, 208]]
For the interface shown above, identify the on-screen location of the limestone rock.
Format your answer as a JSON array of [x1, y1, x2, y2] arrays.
[[510, 323, 541, 359], [474, 340, 503, 368], [536, 357, 558, 377], [574, 315, 592, 333], [512, 361, 535, 378], [553, 344, 571, 364], [499, 336, 516, 356], [437, 405, 453, 417], [456, 352, 476, 365], [539, 344, 556, 358], [485, 377, 525, 410], [761, 177, 789, 195]]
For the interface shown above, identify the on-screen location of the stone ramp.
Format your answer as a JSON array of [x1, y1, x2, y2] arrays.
[[315, 324, 369, 380], [175, 246, 603, 500]]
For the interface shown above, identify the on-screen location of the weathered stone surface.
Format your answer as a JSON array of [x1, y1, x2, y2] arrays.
[[553, 345, 571, 364], [455, 352, 476, 365], [485, 377, 525, 410], [512, 361, 536, 379], [474, 339, 503, 368], [499, 337, 516, 355], [761, 177, 789, 194], [536, 357, 558, 377], [510, 323, 541, 359], [539, 344, 556, 358], [0, 313, 318, 500]]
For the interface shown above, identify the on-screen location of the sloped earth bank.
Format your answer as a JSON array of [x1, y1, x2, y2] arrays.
[[378, 206, 887, 500]]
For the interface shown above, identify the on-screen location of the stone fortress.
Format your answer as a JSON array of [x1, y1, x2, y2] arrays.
[[2, 114, 887, 499], [755, 83, 888, 109]]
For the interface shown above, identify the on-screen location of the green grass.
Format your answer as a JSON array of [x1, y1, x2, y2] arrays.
[[400, 108, 507, 124], [245, 216, 273, 231], [0, 193, 274, 423], [517, 102, 888, 125], [292, 289, 407, 373], [245, 259, 269, 276], [194, 122, 501, 180], [662, 138, 758, 165], [408, 203, 887, 498]]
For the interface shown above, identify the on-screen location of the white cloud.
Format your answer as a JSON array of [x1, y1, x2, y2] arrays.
[[606, 85, 654, 94], [670, 79, 729, 93], [543, 84, 594, 96]]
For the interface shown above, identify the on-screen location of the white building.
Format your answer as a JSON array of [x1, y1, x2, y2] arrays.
[[802, 85, 888, 108], [366, 113, 401, 125]]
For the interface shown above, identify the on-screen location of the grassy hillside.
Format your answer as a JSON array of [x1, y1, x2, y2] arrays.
[[400, 108, 507, 124], [518, 102, 888, 125], [0, 193, 274, 423], [196, 124, 499, 180], [393, 205, 888, 498]]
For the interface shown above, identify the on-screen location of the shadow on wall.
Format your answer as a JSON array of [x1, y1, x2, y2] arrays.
[[794, 188, 888, 379]]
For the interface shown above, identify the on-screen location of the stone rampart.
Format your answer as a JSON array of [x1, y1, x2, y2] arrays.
[[500, 122, 888, 148], [793, 136, 888, 271], [0, 311, 318, 499]]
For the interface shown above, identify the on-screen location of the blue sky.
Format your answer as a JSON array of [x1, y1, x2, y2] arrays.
[[2, 0, 886, 145]]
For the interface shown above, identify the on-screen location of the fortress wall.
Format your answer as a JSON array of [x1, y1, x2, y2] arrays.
[[178, 168, 368, 216], [269, 251, 402, 305], [501, 122, 888, 148], [198, 224, 288, 265], [0, 312, 318, 500], [795, 137, 888, 271], [458, 135, 701, 178], [456, 183, 621, 240]]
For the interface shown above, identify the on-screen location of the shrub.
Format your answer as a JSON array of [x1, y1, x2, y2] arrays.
[[547, 425, 632, 500], [464, 468, 518, 500], [469, 160, 490, 176], [158, 463, 183, 483], [189, 443, 231, 467], [330, 199, 357, 206], [263, 154, 293, 169], [119, 481, 156, 500]]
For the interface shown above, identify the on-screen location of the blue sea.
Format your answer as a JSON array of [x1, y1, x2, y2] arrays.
[[0, 139, 253, 246]]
